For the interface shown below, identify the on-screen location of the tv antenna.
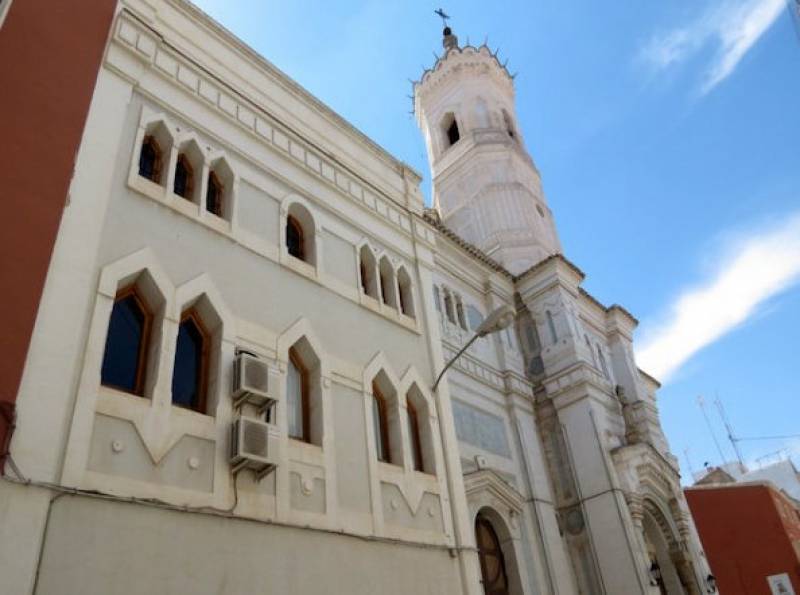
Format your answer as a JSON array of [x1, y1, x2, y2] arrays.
[[697, 395, 727, 466], [714, 395, 745, 467]]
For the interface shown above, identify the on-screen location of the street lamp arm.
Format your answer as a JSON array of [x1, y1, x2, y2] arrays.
[[432, 333, 480, 392]]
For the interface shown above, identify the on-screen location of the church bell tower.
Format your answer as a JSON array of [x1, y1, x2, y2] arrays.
[[414, 26, 561, 274]]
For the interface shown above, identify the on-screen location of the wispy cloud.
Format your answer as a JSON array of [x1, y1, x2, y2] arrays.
[[641, 0, 785, 94], [637, 212, 800, 381]]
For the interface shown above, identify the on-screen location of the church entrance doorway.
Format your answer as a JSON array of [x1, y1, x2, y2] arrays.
[[476, 514, 510, 595]]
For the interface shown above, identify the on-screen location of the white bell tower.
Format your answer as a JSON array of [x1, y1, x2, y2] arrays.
[[414, 26, 561, 274]]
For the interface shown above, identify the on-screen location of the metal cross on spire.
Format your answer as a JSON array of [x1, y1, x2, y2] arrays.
[[434, 8, 451, 28]]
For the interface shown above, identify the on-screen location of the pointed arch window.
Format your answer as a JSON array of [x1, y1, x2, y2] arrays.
[[502, 110, 516, 139], [171, 310, 209, 413], [372, 382, 391, 463], [206, 171, 224, 216], [379, 256, 397, 308], [287, 347, 310, 442], [138, 136, 163, 183], [443, 289, 456, 324], [286, 215, 305, 261], [447, 119, 460, 146], [407, 397, 424, 472], [397, 267, 415, 318], [359, 245, 378, 299], [456, 296, 468, 330], [101, 286, 152, 395], [173, 154, 194, 199]]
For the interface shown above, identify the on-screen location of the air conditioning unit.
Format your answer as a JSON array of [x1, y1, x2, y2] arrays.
[[233, 352, 277, 411], [230, 417, 280, 480]]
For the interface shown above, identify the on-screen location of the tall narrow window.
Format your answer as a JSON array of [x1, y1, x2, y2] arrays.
[[101, 286, 152, 395], [372, 382, 391, 463], [359, 245, 378, 298], [433, 285, 442, 313], [397, 267, 414, 318], [456, 297, 468, 330], [407, 398, 424, 472], [503, 110, 516, 139], [173, 154, 194, 199], [206, 171, 223, 217], [286, 215, 304, 260], [138, 136, 162, 183], [171, 310, 209, 413], [546, 310, 558, 344], [443, 290, 456, 324], [379, 257, 396, 308], [287, 348, 310, 441], [447, 119, 460, 146]]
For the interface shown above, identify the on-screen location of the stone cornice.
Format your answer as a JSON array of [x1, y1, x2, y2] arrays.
[[637, 368, 661, 390], [423, 213, 512, 276]]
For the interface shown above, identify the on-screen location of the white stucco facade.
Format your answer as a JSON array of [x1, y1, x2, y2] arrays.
[[0, 3, 710, 594]]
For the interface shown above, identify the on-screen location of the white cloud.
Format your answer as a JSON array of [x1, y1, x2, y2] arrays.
[[641, 0, 785, 94], [636, 212, 800, 381]]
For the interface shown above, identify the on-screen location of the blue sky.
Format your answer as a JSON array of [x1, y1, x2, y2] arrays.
[[192, 0, 800, 479]]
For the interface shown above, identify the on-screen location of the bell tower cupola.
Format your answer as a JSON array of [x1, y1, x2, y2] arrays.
[[413, 25, 561, 274]]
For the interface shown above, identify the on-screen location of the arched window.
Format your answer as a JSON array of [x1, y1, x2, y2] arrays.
[[286, 215, 304, 260], [372, 382, 391, 463], [546, 310, 558, 344], [441, 112, 460, 149], [476, 515, 510, 595], [206, 171, 224, 216], [502, 110, 516, 139], [287, 346, 310, 442], [456, 296, 468, 330], [173, 154, 194, 199], [406, 385, 435, 474], [397, 267, 414, 318], [433, 285, 442, 314], [171, 310, 209, 413], [359, 245, 378, 299], [138, 136, 163, 183], [443, 289, 456, 324], [407, 397, 424, 472], [379, 256, 397, 308], [101, 286, 152, 395]]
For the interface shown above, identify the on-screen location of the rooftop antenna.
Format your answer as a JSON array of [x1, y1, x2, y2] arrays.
[[714, 395, 745, 468], [683, 448, 695, 478], [697, 395, 727, 467]]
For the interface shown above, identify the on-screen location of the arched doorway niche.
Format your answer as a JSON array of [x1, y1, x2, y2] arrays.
[[464, 469, 530, 595]]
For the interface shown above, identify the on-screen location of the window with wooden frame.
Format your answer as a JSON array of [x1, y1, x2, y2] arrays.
[[397, 267, 414, 318], [173, 154, 194, 200], [171, 309, 210, 413], [101, 286, 153, 396], [138, 136, 163, 183], [407, 397, 424, 472], [206, 170, 224, 217], [287, 347, 310, 442], [359, 244, 378, 299], [372, 382, 391, 464], [286, 215, 305, 261]]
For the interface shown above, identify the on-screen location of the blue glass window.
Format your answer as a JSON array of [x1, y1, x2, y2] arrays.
[[101, 289, 150, 395]]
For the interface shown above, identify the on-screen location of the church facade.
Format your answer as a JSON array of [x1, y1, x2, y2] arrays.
[[0, 1, 712, 594]]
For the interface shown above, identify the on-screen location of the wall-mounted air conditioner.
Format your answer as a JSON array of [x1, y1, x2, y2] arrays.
[[230, 417, 280, 480], [233, 352, 278, 412]]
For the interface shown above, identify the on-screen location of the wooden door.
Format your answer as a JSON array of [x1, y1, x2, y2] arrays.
[[476, 516, 509, 595]]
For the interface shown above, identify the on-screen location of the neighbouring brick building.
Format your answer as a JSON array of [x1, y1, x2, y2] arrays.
[[685, 482, 800, 595]]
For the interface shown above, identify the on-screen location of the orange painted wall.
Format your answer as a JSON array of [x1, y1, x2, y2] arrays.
[[0, 0, 117, 467], [685, 485, 800, 595]]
